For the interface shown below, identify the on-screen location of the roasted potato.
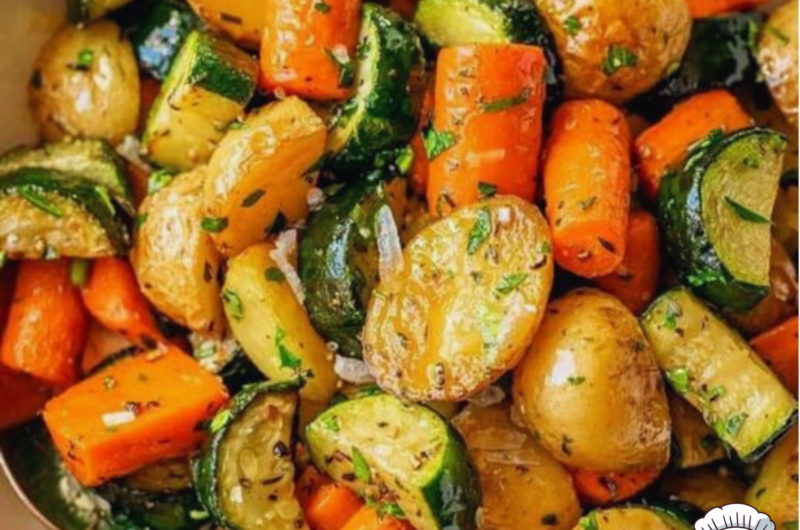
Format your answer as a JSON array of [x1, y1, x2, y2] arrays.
[[223, 242, 338, 403], [363, 196, 554, 401], [204, 97, 326, 257], [533, 0, 691, 104], [758, 0, 799, 126], [745, 426, 798, 526], [29, 21, 139, 144], [668, 391, 725, 469], [513, 288, 671, 473], [186, 0, 264, 49], [452, 403, 582, 530], [657, 466, 747, 512], [131, 168, 224, 335]]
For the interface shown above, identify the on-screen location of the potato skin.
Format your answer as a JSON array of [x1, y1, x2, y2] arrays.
[[132, 168, 224, 335], [29, 21, 140, 144], [534, 0, 691, 104], [758, 0, 798, 126], [452, 404, 581, 530], [363, 196, 554, 402], [513, 288, 671, 473]]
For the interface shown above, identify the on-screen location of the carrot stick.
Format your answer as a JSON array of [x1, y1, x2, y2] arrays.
[[409, 80, 434, 196], [81, 257, 167, 350], [634, 90, 752, 200], [0, 366, 51, 429], [260, 0, 362, 100], [1, 259, 89, 386], [427, 44, 547, 217], [301, 475, 364, 530], [543, 99, 631, 278], [341, 506, 413, 530], [570, 468, 662, 506], [593, 210, 661, 315], [684, 0, 768, 18], [43, 347, 228, 486], [750, 316, 798, 396], [81, 321, 135, 376]]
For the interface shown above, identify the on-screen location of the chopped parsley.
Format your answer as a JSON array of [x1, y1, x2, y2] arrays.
[[70, 258, 90, 288], [275, 327, 302, 370], [602, 45, 638, 76], [19, 186, 62, 217], [201, 216, 228, 232], [325, 48, 355, 88], [74, 48, 94, 71], [314, 1, 332, 13], [478, 182, 497, 198], [479, 88, 531, 114], [578, 196, 597, 210], [265, 266, 285, 282], [567, 376, 586, 386], [209, 409, 230, 433], [241, 189, 265, 207], [222, 289, 244, 320], [496, 273, 527, 295], [135, 213, 149, 230], [725, 197, 771, 224], [352, 447, 371, 483], [147, 169, 174, 194], [320, 414, 340, 432], [467, 207, 492, 255], [563, 16, 582, 37], [422, 128, 457, 161], [378, 502, 405, 519], [666, 367, 690, 395], [663, 301, 682, 331]]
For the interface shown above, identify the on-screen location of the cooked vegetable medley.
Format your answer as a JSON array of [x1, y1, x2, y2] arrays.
[[0, 0, 797, 529]]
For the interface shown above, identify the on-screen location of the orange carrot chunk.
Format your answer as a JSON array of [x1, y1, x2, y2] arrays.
[[0, 365, 51, 429], [260, 0, 362, 101], [304, 481, 364, 530], [81, 257, 166, 350], [594, 210, 661, 315], [341, 506, 413, 530], [750, 316, 798, 396], [634, 90, 752, 200], [427, 43, 547, 216], [1, 259, 89, 387], [543, 99, 631, 278], [570, 468, 661, 506], [43, 347, 228, 486], [684, 0, 768, 18]]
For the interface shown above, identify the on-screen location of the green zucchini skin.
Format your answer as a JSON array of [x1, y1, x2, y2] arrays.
[[193, 379, 304, 530], [127, 0, 199, 80], [657, 128, 786, 311], [306, 393, 481, 530], [633, 14, 761, 120], [641, 288, 798, 463], [299, 180, 397, 358], [0, 168, 131, 258], [327, 4, 426, 171], [414, 0, 562, 106], [0, 139, 135, 216]]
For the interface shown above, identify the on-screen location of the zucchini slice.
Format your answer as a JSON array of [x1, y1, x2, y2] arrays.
[[143, 30, 258, 171], [67, 0, 133, 23], [194, 380, 307, 530], [668, 391, 725, 470], [413, 0, 561, 103], [299, 178, 406, 358], [127, 0, 199, 80], [633, 13, 760, 119], [326, 4, 426, 170], [0, 139, 134, 215], [641, 288, 798, 462], [658, 128, 787, 311], [306, 393, 481, 530], [577, 502, 700, 530], [0, 168, 130, 259]]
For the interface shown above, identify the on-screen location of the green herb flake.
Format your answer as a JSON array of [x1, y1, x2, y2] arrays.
[[321, 414, 340, 432], [314, 1, 332, 13], [378, 502, 405, 519], [19, 187, 62, 217], [663, 301, 683, 331], [602, 45, 638, 76], [467, 207, 492, 255], [578, 196, 597, 210], [265, 266, 285, 282], [352, 447, 371, 483], [147, 169, 174, 195], [135, 213, 149, 230], [325, 48, 355, 88], [567, 376, 586, 386], [241, 189, 265, 208], [666, 367, 690, 395], [478, 182, 497, 199], [702, 385, 726, 402], [743, 154, 761, 168], [725, 197, 771, 224], [201, 216, 229, 232], [541, 241, 552, 254], [496, 273, 528, 295], [227, 120, 247, 131], [578, 514, 599, 530], [563, 16, 582, 36], [395, 146, 414, 175], [103, 376, 116, 390], [422, 128, 457, 161], [275, 327, 302, 370], [222, 289, 244, 320], [726, 413, 747, 436], [70, 258, 90, 288], [479, 88, 531, 114], [209, 409, 230, 433], [74, 48, 94, 71]]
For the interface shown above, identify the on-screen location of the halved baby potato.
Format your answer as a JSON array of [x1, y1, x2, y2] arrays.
[[363, 196, 554, 401], [204, 96, 326, 257], [513, 288, 672, 473], [132, 168, 224, 335]]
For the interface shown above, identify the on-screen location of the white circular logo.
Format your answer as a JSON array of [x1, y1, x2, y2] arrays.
[[695, 504, 776, 530]]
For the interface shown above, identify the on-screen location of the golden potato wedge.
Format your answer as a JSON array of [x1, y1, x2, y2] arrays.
[[223, 242, 337, 403], [29, 20, 139, 144], [534, 0, 691, 104], [758, 0, 798, 126], [513, 288, 671, 473], [745, 427, 798, 526], [363, 196, 554, 401], [668, 391, 725, 469], [131, 168, 224, 335], [186, 0, 265, 50], [204, 97, 326, 257], [452, 403, 581, 530]]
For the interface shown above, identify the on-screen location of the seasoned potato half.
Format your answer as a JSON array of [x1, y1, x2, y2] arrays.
[[223, 242, 337, 403], [29, 20, 140, 144], [132, 168, 224, 335], [533, 0, 691, 104], [186, 0, 265, 49], [452, 403, 582, 530], [204, 97, 326, 257], [363, 196, 554, 401], [513, 288, 671, 473], [758, 0, 798, 126]]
